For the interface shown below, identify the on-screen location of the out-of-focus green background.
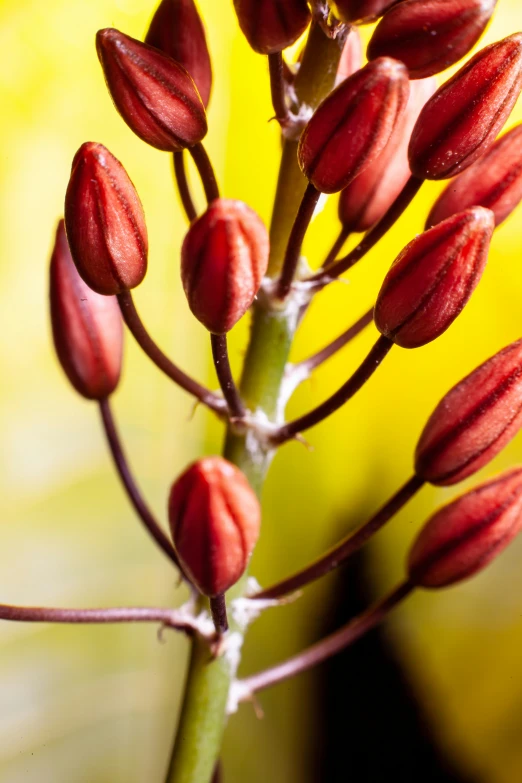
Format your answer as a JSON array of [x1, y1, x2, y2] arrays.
[[2, 1, 522, 781]]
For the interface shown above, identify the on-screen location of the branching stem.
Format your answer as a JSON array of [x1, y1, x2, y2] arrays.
[[99, 397, 181, 570], [173, 152, 198, 223], [268, 51, 290, 127], [189, 142, 220, 204], [237, 581, 413, 698], [0, 603, 204, 635], [117, 291, 226, 414], [253, 475, 424, 600], [210, 333, 246, 419], [322, 224, 351, 269], [276, 182, 321, 299], [294, 307, 374, 376], [272, 335, 393, 445], [210, 594, 229, 635], [308, 176, 423, 287]]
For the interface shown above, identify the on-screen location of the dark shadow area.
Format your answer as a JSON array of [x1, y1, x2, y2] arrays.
[[314, 549, 481, 783]]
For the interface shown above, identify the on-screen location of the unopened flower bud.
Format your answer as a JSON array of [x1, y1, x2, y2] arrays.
[[65, 142, 148, 296], [333, 0, 395, 24], [427, 124, 522, 229], [50, 221, 123, 400], [181, 199, 269, 334], [298, 57, 409, 194], [168, 457, 261, 596], [374, 207, 493, 349], [145, 0, 212, 108], [339, 77, 436, 233], [233, 0, 311, 55], [336, 27, 363, 86], [96, 28, 207, 151], [409, 34, 522, 180], [408, 468, 522, 588], [416, 338, 522, 486], [368, 0, 497, 80]]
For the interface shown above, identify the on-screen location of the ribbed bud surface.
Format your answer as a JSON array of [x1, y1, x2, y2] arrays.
[[339, 77, 436, 232], [233, 0, 311, 55], [334, 0, 395, 24], [416, 339, 522, 485], [145, 0, 212, 108], [96, 27, 207, 151], [368, 0, 497, 80], [427, 124, 522, 228], [169, 457, 261, 596], [181, 199, 269, 334], [65, 142, 148, 296], [375, 207, 493, 348], [408, 468, 522, 588], [298, 57, 409, 194], [50, 221, 123, 400], [409, 34, 522, 180]]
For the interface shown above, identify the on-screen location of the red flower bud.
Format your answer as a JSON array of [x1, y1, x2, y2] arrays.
[[298, 57, 409, 194], [409, 34, 522, 180], [65, 142, 148, 296], [334, 0, 395, 24], [339, 77, 436, 232], [145, 0, 212, 108], [96, 28, 207, 151], [368, 0, 497, 80], [50, 221, 123, 400], [416, 338, 522, 486], [427, 124, 522, 229], [233, 0, 311, 55], [181, 199, 269, 334], [374, 207, 493, 349], [168, 457, 261, 596], [336, 27, 363, 86], [408, 468, 522, 588]]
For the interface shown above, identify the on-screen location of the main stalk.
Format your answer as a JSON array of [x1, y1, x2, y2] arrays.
[[166, 23, 345, 783]]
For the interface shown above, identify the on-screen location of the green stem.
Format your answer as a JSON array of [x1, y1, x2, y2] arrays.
[[165, 22, 346, 783]]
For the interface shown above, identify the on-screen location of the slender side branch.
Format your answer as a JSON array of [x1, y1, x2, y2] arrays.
[[210, 594, 229, 635], [268, 52, 291, 127], [272, 335, 393, 445], [253, 475, 424, 600], [173, 152, 198, 223], [236, 581, 413, 699], [308, 176, 424, 286], [276, 182, 321, 299], [322, 225, 351, 269], [117, 291, 226, 414], [0, 603, 206, 635], [295, 307, 374, 376], [189, 142, 220, 204], [99, 398, 181, 570], [210, 334, 246, 419]]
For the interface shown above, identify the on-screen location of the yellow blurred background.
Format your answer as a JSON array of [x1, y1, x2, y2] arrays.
[[2, 1, 522, 781]]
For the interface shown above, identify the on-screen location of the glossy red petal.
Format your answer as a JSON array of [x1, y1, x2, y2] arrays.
[[169, 457, 261, 596], [50, 221, 123, 400]]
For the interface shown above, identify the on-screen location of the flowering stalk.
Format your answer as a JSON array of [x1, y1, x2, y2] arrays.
[[167, 24, 347, 783], [14, 3, 522, 783]]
